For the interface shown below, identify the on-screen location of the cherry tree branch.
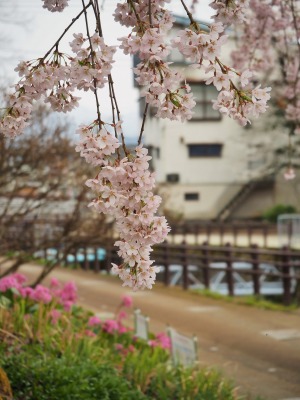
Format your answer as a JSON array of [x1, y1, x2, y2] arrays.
[[91, 0, 128, 155], [81, 0, 103, 129], [138, 103, 149, 146], [137, 0, 153, 146], [42, 1, 92, 61]]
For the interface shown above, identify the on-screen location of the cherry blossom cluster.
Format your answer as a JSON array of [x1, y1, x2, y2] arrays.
[[76, 124, 170, 289], [170, 8, 271, 125], [75, 125, 120, 166], [172, 22, 226, 63], [230, 0, 300, 129], [210, 0, 249, 25], [0, 33, 115, 138], [227, 0, 300, 176], [114, 0, 172, 29], [211, 80, 271, 126], [42, 0, 69, 12], [116, 1, 196, 122]]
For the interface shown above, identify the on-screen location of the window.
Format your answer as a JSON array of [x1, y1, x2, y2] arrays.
[[166, 173, 180, 183], [184, 193, 199, 201], [188, 144, 223, 158], [189, 82, 221, 121]]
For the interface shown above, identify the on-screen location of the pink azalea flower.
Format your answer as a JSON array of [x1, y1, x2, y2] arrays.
[[156, 332, 171, 349], [103, 319, 119, 334], [29, 285, 52, 304], [88, 316, 101, 327], [0, 273, 25, 292], [14, 273, 27, 285], [118, 325, 127, 334], [118, 311, 127, 320], [85, 329, 96, 337], [63, 300, 73, 312], [19, 287, 34, 298], [49, 309, 61, 325], [50, 277, 60, 288], [122, 295, 132, 308], [60, 281, 77, 302]]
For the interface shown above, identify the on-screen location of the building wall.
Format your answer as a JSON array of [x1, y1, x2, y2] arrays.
[[143, 19, 277, 220]]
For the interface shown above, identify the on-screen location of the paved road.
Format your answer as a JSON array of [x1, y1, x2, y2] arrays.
[[9, 263, 300, 400]]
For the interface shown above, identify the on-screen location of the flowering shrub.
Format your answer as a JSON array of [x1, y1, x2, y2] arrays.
[[0, 274, 167, 351], [0, 273, 245, 399], [0, 273, 77, 311]]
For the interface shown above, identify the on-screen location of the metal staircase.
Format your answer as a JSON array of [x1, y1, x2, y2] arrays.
[[216, 175, 274, 221]]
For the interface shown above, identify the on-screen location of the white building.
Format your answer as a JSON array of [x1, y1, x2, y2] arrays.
[[139, 16, 292, 221]]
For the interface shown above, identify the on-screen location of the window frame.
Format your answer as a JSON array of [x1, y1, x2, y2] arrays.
[[187, 143, 223, 158], [184, 193, 200, 201]]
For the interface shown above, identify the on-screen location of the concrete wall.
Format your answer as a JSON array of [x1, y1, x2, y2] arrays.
[[142, 20, 279, 220]]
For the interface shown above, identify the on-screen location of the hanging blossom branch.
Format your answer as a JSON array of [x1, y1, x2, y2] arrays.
[[227, 0, 300, 179], [172, 0, 272, 126], [115, 0, 196, 122], [0, 0, 273, 289]]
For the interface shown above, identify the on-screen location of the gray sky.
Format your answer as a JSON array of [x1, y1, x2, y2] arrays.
[[1, 0, 213, 141]]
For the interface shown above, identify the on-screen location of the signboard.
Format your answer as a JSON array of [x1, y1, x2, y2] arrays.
[[168, 327, 198, 367], [134, 309, 149, 341]]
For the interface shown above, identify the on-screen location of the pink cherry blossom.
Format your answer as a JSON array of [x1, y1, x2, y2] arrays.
[[284, 167, 296, 181], [42, 0, 69, 12]]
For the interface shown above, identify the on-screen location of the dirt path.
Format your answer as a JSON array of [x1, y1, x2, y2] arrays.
[[9, 263, 300, 400]]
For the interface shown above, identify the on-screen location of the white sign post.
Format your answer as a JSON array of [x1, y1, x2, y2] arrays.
[[134, 309, 149, 341], [168, 327, 198, 367]]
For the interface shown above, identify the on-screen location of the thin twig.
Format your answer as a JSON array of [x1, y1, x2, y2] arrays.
[[290, 0, 300, 62], [128, 0, 143, 24], [137, 0, 152, 146], [148, 0, 153, 27], [180, 0, 197, 27], [108, 75, 128, 155], [108, 81, 121, 159], [81, 0, 102, 129], [138, 103, 149, 145], [92, 0, 128, 155], [92, 0, 103, 36]]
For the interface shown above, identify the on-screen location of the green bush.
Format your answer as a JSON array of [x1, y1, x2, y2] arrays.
[[145, 365, 237, 400], [263, 204, 296, 223], [2, 351, 147, 400]]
